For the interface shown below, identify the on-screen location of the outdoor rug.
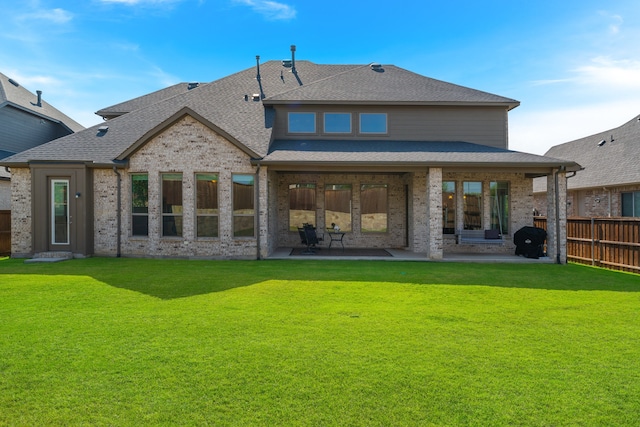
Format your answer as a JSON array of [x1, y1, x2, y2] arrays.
[[290, 248, 392, 257]]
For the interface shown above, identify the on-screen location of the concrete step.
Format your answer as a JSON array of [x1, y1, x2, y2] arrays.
[[26, 251, 74, 263]]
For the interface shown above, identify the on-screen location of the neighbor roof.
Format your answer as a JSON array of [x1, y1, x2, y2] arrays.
[[0, 60, 573, 171], [0, 72, 84, 133], [533, 114, 640, 192]]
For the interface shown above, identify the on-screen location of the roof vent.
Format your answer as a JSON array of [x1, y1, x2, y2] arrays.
[[252, 93, 261, 101], [8, 78, 19, 87], [97, 125, 109, 136], [282, 59, 292, 68], [370, 63, 384, 72], [597, 139, 606, 147], [36, 90, 42, 107], [188, 82, 199, 90]]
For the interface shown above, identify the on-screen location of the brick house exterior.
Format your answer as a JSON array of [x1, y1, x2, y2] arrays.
[[534, 114, 640, 218], [1, 51, 579, 262]]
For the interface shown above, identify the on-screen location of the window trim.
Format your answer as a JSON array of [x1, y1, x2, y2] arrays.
[[288, 112, 316, 134], [359, 113, 388, 134]]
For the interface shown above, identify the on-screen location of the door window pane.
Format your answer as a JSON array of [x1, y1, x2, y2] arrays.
[[233, 174, 255, 237], [325, 184, 352, 232], [289, 184, 316, 230], [51, 179, 69, 245], [361, 184, 387, 232], [490, 181, 509, 234], [162, 173, 183, 237], [463, 182, 482, 230], [131, 174, 148, 236], [442, 181, 456, 234]]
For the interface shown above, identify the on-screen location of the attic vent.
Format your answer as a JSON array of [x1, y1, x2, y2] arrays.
[[370, 63, 383, 72], [252, 93, 261, 101], [8, 78, 19, 87], [597, 139, 606, 147], [282, 59, 292, 68], [188, 82, 199, 90], [97, 125, 109, 136]]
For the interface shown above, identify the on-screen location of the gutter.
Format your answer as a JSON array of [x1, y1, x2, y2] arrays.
[[113, 167, 122, 258]]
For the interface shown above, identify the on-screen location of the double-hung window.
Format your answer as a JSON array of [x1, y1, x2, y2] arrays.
[[196, 173, 219, 238], [162, 173, 183, 237], [131, 174, 149, 236], [233, 174, 255, 237]]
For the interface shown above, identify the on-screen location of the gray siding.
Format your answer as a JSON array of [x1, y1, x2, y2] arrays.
[[272, 105, 509, 149], [0, 106, 72, 154]]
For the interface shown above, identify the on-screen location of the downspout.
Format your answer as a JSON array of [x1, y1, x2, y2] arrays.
[[113, 167, 122, 258], [554, 166, 566, 264], [255, 162, 261, 260]]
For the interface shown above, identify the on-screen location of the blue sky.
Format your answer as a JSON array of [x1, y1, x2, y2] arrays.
[[2, 0, 639, 154]]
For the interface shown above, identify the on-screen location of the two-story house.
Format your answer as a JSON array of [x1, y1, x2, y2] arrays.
[[0, 49, 579, 261], [0, 72, 84, 209]]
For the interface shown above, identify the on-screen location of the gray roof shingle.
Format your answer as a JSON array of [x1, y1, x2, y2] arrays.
[[1, 60, 573, 170], [533, 114, 640, 192], [0, 72, 84, 133]]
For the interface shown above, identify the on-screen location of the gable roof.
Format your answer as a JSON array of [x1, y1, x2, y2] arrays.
[[0, 59, 573, 172], [533, 114, 640, 192], [0, 72, 84, 133]]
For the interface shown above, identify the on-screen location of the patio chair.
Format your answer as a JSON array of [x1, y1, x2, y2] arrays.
[[298, 225, 323, 254]]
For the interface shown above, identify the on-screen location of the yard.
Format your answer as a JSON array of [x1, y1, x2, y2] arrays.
[[0, 258, 638, 426]]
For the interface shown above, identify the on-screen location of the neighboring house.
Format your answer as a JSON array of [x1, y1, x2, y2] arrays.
[[533, 114, 640, 218], [0, 72, 84, 209], [0, 49, 579, 261]]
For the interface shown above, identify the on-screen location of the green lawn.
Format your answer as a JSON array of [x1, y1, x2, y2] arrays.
[[0, 258, 638, 426]]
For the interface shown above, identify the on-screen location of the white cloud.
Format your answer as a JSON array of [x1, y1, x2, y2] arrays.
[[572, 56, 640, 89], [234, 0, 296, 20], [21, 8, 73, 24], [598, 11, 624, 35]]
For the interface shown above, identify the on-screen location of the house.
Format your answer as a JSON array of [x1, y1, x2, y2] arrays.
[[0, 48, 580, 262], [533, 114, 640, 218], [0, 72, 84, 209]]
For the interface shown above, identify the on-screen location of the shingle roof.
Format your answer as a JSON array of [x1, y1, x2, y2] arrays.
[[1, 60, 570, 170], [263, 140, 578, 168], [0, 72, 84, 133], [533, 114, 640, 192], [95, 82, 208, 118], [265, 64, 520, 108]]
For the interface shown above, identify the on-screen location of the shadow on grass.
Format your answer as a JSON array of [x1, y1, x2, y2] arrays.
[[1, 257, 638, 299]]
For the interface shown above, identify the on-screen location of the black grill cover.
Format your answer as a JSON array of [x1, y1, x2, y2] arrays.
[[514, 226, 547, 259]]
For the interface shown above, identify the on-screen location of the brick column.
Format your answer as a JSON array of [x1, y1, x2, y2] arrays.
[[409, 171, 428, 254], [427, 167, 443, 260], [546, 169, 568, 263]]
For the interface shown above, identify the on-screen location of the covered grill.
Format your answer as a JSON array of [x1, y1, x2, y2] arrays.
[[514, 226, 547, 259]]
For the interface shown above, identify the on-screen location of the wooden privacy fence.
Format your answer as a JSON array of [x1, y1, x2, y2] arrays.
[[0, 210, 9, 257], [534, 217, 640, 273]]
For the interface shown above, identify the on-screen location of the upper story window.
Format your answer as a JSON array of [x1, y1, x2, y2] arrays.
[[324, 113, 351, 133], [288, 112, 316, 133], [359, 113, 387, 134]]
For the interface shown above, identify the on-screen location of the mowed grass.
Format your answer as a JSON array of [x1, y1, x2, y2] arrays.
[[0, 258, 639, 426]]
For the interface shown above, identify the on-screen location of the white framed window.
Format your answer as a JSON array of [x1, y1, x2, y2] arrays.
[[288, 112, 316, 133], [359, 113, 387, 134], [324, 113, 351, 133]]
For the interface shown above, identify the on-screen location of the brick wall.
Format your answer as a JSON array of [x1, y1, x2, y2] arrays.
[[10, 168, 32, 257]]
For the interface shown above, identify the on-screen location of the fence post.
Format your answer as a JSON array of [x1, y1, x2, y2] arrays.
[[591, 217, 595, 266]]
